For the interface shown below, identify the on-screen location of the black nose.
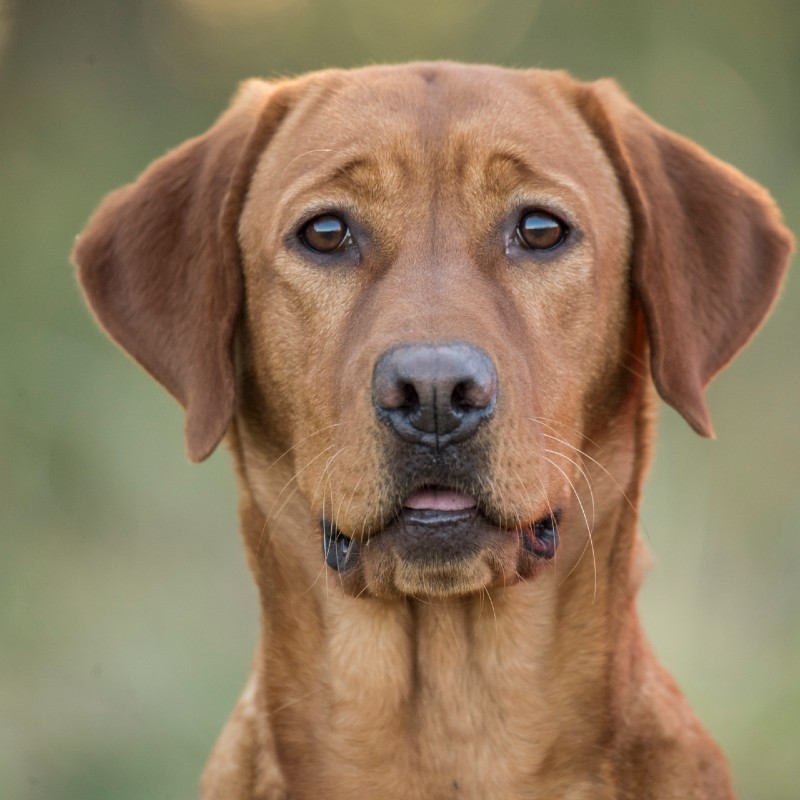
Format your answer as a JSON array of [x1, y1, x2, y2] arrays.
[[372, 341, 498, 447]]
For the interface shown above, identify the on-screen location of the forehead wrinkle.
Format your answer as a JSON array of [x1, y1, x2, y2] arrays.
[[273, 150, 410, 220], [329, 156, 407, 199], [481, 149, 585, 199]]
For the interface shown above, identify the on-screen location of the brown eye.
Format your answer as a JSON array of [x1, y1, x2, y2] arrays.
[[300, 214, 352, 253], [516, 211, 567, 251]]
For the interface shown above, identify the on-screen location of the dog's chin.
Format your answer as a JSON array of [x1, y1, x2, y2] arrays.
[[321, 494, 559, 600]]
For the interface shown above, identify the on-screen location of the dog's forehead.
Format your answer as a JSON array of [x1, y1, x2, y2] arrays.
[[269, 64, 613, 192]]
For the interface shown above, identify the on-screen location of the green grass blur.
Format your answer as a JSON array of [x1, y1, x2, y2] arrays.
[[1, 1, 798, 797]]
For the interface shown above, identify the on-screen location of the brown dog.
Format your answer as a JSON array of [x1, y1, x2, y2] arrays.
[[74, 63, 792, 799]]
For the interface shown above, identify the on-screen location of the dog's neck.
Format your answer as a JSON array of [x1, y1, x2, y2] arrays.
[[208, 386, 699, 799]]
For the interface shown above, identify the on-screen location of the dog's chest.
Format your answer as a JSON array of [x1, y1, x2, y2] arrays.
[[298, 592, 612, 799]]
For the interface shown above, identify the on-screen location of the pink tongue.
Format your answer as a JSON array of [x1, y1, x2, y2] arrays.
[[404, 488, 476, 511]]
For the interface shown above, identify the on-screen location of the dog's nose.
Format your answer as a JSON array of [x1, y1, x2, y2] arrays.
[[372, 342, 497, 446]]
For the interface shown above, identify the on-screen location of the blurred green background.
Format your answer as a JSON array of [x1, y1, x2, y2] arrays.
[[1, 0, 797, 798]]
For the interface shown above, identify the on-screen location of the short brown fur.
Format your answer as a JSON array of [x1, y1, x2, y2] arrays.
[[74, 63, 793, 799]]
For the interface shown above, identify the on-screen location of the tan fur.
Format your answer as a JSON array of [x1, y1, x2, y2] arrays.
[[73, 63, 793, 799]]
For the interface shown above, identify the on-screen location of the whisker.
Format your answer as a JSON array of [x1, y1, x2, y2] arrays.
[[280, 148, 337, 179], [257, 443, 336, 556], [621, 346, 649, 369], [316, 448, 353, 597], [266, 484, 300, 537], [261, 422, 341, 477], [324, 466, 349, 591], [483, 587, 498, 636], [311, 446, 350, 517], [270, 443, 335, 522], [529, 416, 603, 453], [272, 686, 324, 715], [512, 467, 559, 576], [290, 445, 348, 594], [337, 470, 365, 533], [537, 427, 643, 530], [301, 557, 331, 596], [542, 455, 597, 602], [544, 448, 596, 529], [506, 469, 537, 528]]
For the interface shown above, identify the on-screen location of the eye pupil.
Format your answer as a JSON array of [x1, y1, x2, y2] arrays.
[[517, 211, 566, 250], [301, 214, 350, 253]]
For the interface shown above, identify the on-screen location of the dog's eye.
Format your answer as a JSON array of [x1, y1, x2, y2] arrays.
[[300, 214, 352, 253], [516, 211, 567, 251]]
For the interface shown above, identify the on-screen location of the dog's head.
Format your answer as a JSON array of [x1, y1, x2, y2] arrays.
[[74, 64, 792, 600]]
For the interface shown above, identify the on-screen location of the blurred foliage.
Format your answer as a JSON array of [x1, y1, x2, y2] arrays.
[[1, 0, 798, 798]]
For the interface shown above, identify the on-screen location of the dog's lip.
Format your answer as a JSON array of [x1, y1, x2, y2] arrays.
[[400, 506, 479, 525], [320, 504, 562, 582]]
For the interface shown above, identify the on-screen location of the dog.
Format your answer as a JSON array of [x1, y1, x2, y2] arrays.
[[73, 63, 793, 799]]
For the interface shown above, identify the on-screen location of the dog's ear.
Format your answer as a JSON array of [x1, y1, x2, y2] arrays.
[[73, 80, 293, 462], [573, 79, 793, 436]]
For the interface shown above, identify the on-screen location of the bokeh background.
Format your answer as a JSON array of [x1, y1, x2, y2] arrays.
[[1, 0, 798, 798]]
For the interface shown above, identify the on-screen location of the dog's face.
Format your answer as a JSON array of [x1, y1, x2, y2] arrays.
[[237, 67, 634, 598], [73, 63, 792, 602]]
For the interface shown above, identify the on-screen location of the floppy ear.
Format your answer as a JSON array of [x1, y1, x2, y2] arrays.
[[573, 79, 794, 436], [73, 80, 293, 462]]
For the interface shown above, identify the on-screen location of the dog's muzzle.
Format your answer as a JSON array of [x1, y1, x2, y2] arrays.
[[318, 339, 559, 597]]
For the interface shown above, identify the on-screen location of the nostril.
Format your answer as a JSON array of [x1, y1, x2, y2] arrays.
[[398, 381, 420, 411], [374, 376, 419, 412], [451, 381, 473, 413], [450, 377, 495, 413]]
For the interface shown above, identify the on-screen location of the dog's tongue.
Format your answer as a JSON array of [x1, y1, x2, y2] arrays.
[[404, 488, 476, 511]]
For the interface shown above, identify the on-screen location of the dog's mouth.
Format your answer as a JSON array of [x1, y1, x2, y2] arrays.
[[321, 485, 560, 597]]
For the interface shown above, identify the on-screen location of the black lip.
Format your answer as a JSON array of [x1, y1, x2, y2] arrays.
[[321, 507, 562, 573], [321, 519, 359, 572], [524, 511, 561, 560], [388, 506, 490, 565]]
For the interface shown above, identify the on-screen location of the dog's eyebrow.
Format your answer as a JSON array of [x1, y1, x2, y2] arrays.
[[325, 155, 407, 195], [474, 150, 589, 224], [484, 150, 584, 198], [279, 152, 408, 209]]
